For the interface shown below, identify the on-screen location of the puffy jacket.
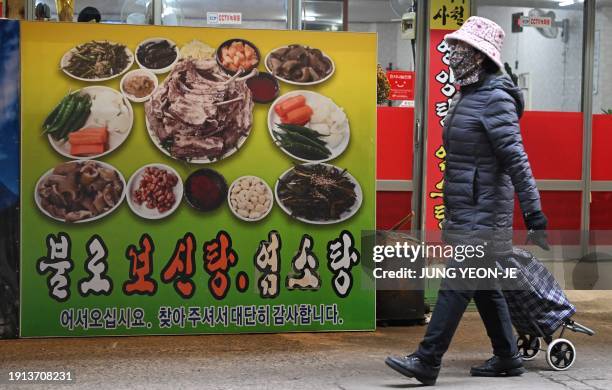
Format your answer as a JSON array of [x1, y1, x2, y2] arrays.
[[442, 73, 541, 255]]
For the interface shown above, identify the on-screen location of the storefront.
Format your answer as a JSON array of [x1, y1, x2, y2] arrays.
[[0, 0, 611, 336]]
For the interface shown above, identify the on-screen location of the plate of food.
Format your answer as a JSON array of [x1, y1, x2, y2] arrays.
[[60, 40, 134, 82], [228, 176, 273, 222], [184, 169, 228, 212], [216, 39, 260, 75], [120, 69, 158, 103], [44, 86, 133, 160], [34, 160, 126, 223], [268, 90, 349, 163], [126, 164, 183, 220], [180, 40, 216, 60], [135, 38, 180, 74], [145, 58, 255, 163], [275, 163, 362, 225], [265, 44, 334, 85]]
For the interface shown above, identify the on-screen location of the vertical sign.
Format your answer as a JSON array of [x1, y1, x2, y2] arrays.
[[425, 0, 469, 231]]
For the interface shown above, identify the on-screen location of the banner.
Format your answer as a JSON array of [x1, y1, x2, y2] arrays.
[[424, 2, 469, 231], [16, 21, 377, 337]]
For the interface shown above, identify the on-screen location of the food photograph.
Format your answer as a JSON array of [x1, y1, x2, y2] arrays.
[[26, 23, 373, 231], [18, 20, 376, 339]]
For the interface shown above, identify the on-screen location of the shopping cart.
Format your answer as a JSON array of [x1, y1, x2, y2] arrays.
[[498, 247, 595, 371]]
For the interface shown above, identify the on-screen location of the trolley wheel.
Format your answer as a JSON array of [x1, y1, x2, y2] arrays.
[[546, 338, 576, 371], [517, 334, 541, 361]]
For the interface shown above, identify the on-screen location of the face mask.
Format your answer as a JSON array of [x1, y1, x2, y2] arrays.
[[448, 44, 482, 86]]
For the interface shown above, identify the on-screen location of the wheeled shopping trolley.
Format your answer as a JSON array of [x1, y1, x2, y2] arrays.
[[498, 248, 595, 371]]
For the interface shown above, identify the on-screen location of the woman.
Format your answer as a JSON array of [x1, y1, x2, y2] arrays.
[[385, 16, 549, 386]]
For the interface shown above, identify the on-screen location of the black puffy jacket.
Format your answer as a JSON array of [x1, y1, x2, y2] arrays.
[[442, 73, 541, 255]]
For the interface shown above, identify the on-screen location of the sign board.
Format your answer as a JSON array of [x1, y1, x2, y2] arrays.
[[207, 12, 242, 25], [430, 0, 470, 30], [519, 15, 552, 28], [9, 20, 377, 337], [425, 2, 470, 231], [386, 70, 415, 101]]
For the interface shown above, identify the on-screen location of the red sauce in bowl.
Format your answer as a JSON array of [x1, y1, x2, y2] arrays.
[[184, 169, 227, 211], [247, 73, 280, 104]]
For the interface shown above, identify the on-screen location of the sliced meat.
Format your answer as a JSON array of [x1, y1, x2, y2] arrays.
[[173, 134, 224, 159]]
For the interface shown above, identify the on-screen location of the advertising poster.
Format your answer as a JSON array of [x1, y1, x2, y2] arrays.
[[18, 21, 377, 337], [425, 0, 469, 231], [386, 70, 414, 101]]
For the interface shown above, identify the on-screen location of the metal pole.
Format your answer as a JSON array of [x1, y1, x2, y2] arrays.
[[287, 0, 302, 30], [153, 0, 162, 26], [412, 0, 430, 238], [25, 0, 34, 20], [342, 0, 348, 31], [580, 0, 596, 257]]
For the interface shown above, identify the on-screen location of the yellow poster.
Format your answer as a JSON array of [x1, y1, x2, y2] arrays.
[[430, 0, 471, 30], [19, 21, 377, 337]]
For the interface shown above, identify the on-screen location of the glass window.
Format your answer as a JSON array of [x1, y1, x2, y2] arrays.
[[302, 0, 344, 31], [593, 1, 612, 114], [475, 0, 584, 112], [160, 0, 288, 29], [34, 0, 153, 24], [348, 0, 415, 72]]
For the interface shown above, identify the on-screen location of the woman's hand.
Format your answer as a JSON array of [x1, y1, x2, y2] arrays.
[[524, 211, 550, 250]]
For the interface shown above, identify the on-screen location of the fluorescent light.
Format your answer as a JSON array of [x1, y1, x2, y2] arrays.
[[304, 16, 316, 21], [559, 0, 575, 6]]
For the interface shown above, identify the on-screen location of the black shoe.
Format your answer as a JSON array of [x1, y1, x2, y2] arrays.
[[470, 353, 526, 377], [385, 354, 440, 386]]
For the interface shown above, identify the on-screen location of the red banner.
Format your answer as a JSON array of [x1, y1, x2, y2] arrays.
[[425, 29, 455, 231], [386, 70, 415, 100]]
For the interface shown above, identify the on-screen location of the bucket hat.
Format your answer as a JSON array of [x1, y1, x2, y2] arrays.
[[445, 16, 505, 70]]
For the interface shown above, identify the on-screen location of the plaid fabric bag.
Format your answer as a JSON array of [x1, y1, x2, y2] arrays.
[[497, 247, 576, 336]]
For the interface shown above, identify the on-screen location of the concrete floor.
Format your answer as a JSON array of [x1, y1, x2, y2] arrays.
[[1, 292, 611, 390]]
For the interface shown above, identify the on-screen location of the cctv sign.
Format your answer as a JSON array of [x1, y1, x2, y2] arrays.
[[207, 12, 242, 25], [519, 15, 552, 27]]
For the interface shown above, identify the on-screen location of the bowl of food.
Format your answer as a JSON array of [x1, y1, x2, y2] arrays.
[[34, 160, 126, 223], [180, 39, 216, 60], [135, 38, 180, 74], [275, 163, 362, 225], [246, 72, 280, 104], [126, 164, 183, 219], [120, 69, 158, 103], [265, 44, 335, 85], [228, 176, 273, 222], [60, 40, 134, 82], [45, 86, 133, 160], [216, 39, 260, 75], [267, 90, 350, 163], [184, 169, 228, 212]]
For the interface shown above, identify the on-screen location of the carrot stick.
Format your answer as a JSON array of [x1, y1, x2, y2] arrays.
[[283, 105, 313, 125], [69, 127, 108, 144], [274, 95, 306, 117], [71, 143, 105, 156]]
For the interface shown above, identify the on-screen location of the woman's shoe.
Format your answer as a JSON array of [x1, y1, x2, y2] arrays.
[[385, 354, 440, 386], [470, 353, 526, 377]]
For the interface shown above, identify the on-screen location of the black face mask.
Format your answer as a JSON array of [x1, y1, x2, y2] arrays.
[[448, 44, 482, 86]]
